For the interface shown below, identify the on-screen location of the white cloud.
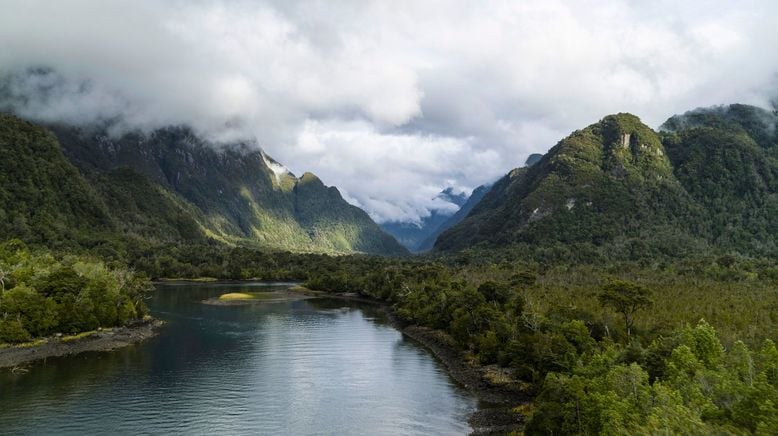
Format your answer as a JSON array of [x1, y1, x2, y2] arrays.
[[293, 119, 498, 223], [1, 0, 778, 222]]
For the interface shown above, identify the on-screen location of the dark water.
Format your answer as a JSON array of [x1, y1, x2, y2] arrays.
[[0, 282, 476, 435]]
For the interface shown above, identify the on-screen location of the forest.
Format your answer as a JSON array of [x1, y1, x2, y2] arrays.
[[4, 104, 778, 433], [278, 250, 778, 434], [8, 241, 767, 434], [0, 240, 151, 344]]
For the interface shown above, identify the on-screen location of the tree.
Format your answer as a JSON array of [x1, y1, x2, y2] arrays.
[[477, 280, 511, 305], [598, 280, 652, 339], [0, 264, 7, 295]]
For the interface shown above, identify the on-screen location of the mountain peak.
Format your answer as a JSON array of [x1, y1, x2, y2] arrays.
[[525, 153, 543, 167], [434, 113, 685, 252], [660, 103, 778, 149], [437, 187, 468, 207], [299, 171, 323, 185]]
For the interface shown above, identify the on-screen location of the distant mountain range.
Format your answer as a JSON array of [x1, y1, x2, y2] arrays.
[[435, 104, 778, 260], [5, 101, 778, 261], [379, 187, 470, 252], [415, 183, 493, 252], [381, 153, 545, 252], [0, 113, 407, 255]]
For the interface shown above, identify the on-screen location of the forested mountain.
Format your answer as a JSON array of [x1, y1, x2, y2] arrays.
[[435, 113, 702, 257], [435, 104, 778, 259], [661, 104, 778, 255], [0, 113, 406, 255], [0, 114, 116, 249]]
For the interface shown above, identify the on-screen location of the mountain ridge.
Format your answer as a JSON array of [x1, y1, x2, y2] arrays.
[[435, 104, 778, 259], [434, 112, 705, 257], [0, 113, 406, 255]]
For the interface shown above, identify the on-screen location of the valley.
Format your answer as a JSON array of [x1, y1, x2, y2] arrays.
[[4, 103, 778, 433]]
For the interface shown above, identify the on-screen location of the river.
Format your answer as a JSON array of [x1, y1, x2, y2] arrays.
[[0, 282, 477, 435]]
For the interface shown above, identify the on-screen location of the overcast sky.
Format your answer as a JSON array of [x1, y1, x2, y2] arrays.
[[2, 1, 778, 223]]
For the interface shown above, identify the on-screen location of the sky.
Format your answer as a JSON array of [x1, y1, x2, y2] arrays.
[[1, 0, 778, 224]]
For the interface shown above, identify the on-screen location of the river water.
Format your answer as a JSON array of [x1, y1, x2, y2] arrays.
[[0, 282, 476, 435]]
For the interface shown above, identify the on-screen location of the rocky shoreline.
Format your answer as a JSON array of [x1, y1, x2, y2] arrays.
[[395, 321, 528, 435], [308, 288, 529, 435], [0, 318, 166, 370]]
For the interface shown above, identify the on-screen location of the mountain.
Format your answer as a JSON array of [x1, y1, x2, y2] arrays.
[[416, 183, 492, 252], [0, 113, 407, 255], [525, 153, 544, 166], [414, 154, 538, 251], [434, 113, 705, 257], [379, 187, 468, 252], [435, 104, 778, 259], [0, 113, 115, 249], [660, 104, 778, 255]]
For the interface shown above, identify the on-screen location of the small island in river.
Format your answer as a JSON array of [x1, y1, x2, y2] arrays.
[[201, 290, 314, 306], [201, 285, 318, 306]]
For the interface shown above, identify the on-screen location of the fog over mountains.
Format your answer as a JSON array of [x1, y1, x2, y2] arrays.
[[2, 1, 778, 226]]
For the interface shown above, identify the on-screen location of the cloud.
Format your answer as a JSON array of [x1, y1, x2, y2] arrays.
[[1, 0, 778, 222]]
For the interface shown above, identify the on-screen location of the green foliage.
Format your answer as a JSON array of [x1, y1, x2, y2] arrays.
[[0, 240, 150, 343], [0, 113, 115, 249], [598, 280, 652, 338], [526, 321, 778, 434], [436, 105, 778, 262]]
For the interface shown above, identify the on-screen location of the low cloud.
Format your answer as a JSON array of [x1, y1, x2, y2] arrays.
[[2, 0, 778, 222]]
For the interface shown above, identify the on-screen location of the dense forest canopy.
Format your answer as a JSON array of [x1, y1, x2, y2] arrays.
[[0, 240, 150, 343]]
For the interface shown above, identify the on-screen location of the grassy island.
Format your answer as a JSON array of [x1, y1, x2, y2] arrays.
[[218, 292, 257, 301]]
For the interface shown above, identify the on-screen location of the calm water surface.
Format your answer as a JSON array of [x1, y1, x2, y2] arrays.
[[0, 282, 476, 435]]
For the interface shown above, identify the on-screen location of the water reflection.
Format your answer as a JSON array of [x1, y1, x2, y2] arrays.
[[0, 282, 475, 435]]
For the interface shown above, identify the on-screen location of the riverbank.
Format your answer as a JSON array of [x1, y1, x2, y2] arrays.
[[0, 318, 166, 370], [396, 322, 527, 435], [293, 285, 529, 435]]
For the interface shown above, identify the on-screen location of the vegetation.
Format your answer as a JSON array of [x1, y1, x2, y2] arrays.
[[0, 113, 115, 249], [436, 106, 778, 262], [218, 293, 257, 301], [0, 240, 150, 344], [292, 253, 778, 434], [49, 119, 407, 255], [4, 103, 778, 433], [597, 280, 652, 339]]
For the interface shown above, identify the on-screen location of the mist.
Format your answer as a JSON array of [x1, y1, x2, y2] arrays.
[[2, 0, 778, 222]]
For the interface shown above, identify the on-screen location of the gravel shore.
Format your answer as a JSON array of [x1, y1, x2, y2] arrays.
[[0, 318, 165, 369]]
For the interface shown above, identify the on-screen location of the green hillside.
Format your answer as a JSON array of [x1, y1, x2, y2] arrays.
[[435, 104, 778, 260], [435, 113, 704, 258], [661, 104, 778, 255], [0, 113, 115, 249], [0, 114, 406, 255]]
